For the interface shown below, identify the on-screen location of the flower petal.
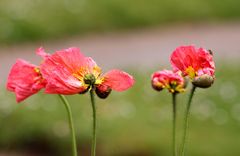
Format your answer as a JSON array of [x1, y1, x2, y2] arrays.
[[6, 59, 46, 102], [101, 70, 134, 91], [197, 48, 215, 76], [170, 45, 199, 74], [40, 47, 88, 94], [84, 57, 100, 74]]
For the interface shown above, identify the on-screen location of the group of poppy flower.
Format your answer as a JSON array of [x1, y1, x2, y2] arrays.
[[7, 47, 135, 102], [6, 45, 215, 156], [152, 45, 215, 93]]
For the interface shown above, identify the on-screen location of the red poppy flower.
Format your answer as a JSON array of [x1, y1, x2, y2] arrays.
[[170, 45, 215, 80], [151, 70, 185, 93], [38, 47, 134, 98], [6, 59, 46, 102]]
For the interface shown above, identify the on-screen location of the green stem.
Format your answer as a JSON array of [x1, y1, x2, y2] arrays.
[[58, 95, 78, 156], [90, 89, 97, 156], [180, 86, 196, 156], [172, 93, 177, 156]]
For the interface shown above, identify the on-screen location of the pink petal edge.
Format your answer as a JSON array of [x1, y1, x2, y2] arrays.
[[102, 69, 134, 92]]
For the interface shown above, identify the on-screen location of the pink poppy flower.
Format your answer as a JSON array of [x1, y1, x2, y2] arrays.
[[151, 70, 185, 93], [170, 45, 215, 79], [38, 47, 134, 98], [6, 59, 46, 102]]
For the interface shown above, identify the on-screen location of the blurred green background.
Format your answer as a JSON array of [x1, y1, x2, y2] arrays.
[[1, 0, 240, 156], [1, 0, 240, 44]]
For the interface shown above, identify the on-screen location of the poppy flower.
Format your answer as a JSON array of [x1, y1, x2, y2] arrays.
[[170, 45, 215, 88], [170, 45, 215, 79], [6, 59, 46, 102], [151, 70, 185, 93], [38, 47, 134, 98]]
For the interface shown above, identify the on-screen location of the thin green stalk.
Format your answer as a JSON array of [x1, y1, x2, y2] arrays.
[[180, 86, 196, 156], [90, 89, 97, 156], [172, 93, 177, 156], [58, 95, 78, 156]]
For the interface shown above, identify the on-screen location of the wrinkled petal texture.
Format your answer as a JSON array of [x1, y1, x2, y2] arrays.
[[101, 70, 134, 91], [6, 59, 46, 102], [39, 47, 93, 94], [170, 45, 215, 77], [152, 70, 184, 87], [197, 48, 215, 76]]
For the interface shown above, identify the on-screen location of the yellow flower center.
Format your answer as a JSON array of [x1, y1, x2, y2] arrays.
[[166, 81, 185, 93], [185, 66, 196, 79], [34, 67, 40, 74], [73, 65, 103, 86]]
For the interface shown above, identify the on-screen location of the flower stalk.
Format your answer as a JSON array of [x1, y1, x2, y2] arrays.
[[180, 86, 196, 156], [90, 87, 97, 156], [58, 95, 78, 156], [172, 93, 177, 156]]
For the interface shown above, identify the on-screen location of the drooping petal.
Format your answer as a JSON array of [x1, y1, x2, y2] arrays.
[[39, 47, 88, 94], [6, 59, 46, 102], [101, 69, 134, 91]]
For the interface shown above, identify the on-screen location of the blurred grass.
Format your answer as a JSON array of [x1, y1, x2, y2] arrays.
[[1, 0, 240, 44], [0, 63, 240, 155]]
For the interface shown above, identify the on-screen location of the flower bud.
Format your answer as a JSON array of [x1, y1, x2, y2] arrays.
[[151, 70, 185, 93], [95, 84, 112, 99], [192, 74, 214, 88]]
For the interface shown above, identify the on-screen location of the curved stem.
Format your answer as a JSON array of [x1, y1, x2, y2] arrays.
[[58, 95, 78, 156], [90, 89, 97, 156], [172, 93, 177, 156], [180, 86, 196, 156]]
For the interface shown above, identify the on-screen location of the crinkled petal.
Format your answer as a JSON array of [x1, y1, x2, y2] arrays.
[[170, 45, 199, 74], [197, 48, 215, 76], [6, 59, 46, 102], [84, 57, 101, 77], [40, 48, 88, 94], [101, 69, 134, 91], [84, 57, 97, 70]]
